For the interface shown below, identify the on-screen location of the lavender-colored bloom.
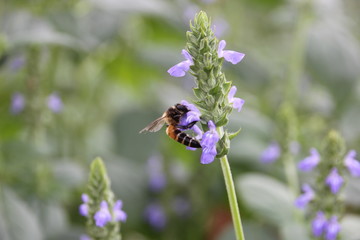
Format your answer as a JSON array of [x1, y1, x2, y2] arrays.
[[47, 93, 63, 113], [79, 193, 89, 217], [80, 234, 91, 240], [344, 150, 360, 177], [294, 184, 315, 209], [325, 216, 340, 240], [312, 211, 327, 237], [94, 201, 112, 227], [179, 100, 201, 126], [260, 142, 281, 164], [145, 203, 166, 230], [217, 40, 245, 64], [9, 57, 25, 71], [147, 155, 166, 192], [200, 121, 219, 164], [325, 168, 343, 194], [228, 86, 245, 112], [167, 50, 193, 77], [10, 92, 25, 114], [113, 200, 127, 222], [298, 148, 320, 171]]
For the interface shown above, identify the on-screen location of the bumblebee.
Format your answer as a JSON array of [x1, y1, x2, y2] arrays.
[[140, 104, 201, 148]]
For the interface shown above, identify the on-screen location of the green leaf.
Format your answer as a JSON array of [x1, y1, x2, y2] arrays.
[[236, 173, 296, 226], [228, 128, 242, 140], [0, 188, 43, 240], [341, 214, 360, 240]]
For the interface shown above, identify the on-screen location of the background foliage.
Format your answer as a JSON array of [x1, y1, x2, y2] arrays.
[[1, 0, 360, 239]]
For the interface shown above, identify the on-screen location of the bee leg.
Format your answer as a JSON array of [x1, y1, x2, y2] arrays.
[[177, 121, 197, 130]]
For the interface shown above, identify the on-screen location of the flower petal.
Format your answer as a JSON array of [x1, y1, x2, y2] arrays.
[[325, 168, 343, 194], [181, 49, 193, 64], [217, 40, 227, 57], [312, 211, 327, 237], [298, 148, 320, 171], [222, 50, 245, 64], [200, 146, 217, 164], [325, 216, 340, 240], [232, 98, 245, 112], [167, 61, 191, 77], [228, 86, 237, 102]]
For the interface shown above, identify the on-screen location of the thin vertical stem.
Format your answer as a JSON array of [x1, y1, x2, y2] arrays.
[[218, 127, 245, 240]]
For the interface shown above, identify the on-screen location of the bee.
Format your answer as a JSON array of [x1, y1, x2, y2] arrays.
[[140, 104, 201, 148]]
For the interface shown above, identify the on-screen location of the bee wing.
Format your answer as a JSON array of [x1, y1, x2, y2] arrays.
[[139, 116, 166, 133]]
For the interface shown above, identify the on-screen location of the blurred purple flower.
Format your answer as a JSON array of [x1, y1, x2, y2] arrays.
[[325, 168, 343, 194], [312, 211, 327, 237], [260, 142, 281, 164], [79, 193, 89, 217], [325, 216, 340, 240], [167, 50, 193, 77], [10, 92, 25, 114], [298, 148, 320, 171], [79, 234, 91, 240], [200, 121, 219, 164], [179, 100, 201, 126], [94, 201, 112, 227], [9, 56, 25, 71], [228, 86, 245, 112], [172, 196, 191, 217], [145, 203, 166, 230], [147, 155, 166, 192], [212, 18, 229, 38], [344, 150, 360, 177], [113, 200, 127, 222], [47, 92, 63, 113], [217, 40, 245, 64], [294, 184, 315, 209]]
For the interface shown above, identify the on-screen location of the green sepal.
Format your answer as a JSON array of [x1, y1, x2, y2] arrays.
[[228, 128, 242, 140], [215, 114, 229, 127], [216, 131, 230, 158]]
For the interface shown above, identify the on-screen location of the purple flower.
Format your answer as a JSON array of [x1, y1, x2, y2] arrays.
[[79, 234, 91, 240], [228, 86, 245, 112], [344, 150, 360, 177], [10, 92, 25, 114], [217, 40, 245, 64], [200, 121, 219, 164], [179, 100, 201, 126], [47, 92, 63, 113], [260, 142, 281, 164], [167, 50, 193, 77], [113, 200, 127, 222], [79, 194, 89, 217], [9, 56, 25, 71], [294, 184, 315, 209], [94, 201, 112, 227], [145, 203, 166, 230], [147, 155, 166, 192], [325, 168, 343, 194], [298, 148, 320, 171], [325, 216, 340, 240], [312, 211, 327, 237]]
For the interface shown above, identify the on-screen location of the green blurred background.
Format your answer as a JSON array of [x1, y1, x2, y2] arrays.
[[1, 0, 360, 239]]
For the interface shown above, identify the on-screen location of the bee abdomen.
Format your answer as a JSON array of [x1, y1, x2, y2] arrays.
[[166, 126, 201, 148]]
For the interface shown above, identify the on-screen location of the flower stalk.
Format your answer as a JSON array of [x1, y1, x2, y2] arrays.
[[168, 11, 246, 239]]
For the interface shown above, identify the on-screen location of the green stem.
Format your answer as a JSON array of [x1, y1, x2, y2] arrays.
[[218, 127, 245, 240]]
